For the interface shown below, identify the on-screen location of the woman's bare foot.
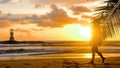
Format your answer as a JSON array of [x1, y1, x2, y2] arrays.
[[102, 58, 105, 63]]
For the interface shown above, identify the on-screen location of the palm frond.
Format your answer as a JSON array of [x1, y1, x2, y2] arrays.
[[92, 0, 120, 39]]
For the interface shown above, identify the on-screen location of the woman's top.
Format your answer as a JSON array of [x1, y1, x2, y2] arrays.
[[91, 24, 103, 45]]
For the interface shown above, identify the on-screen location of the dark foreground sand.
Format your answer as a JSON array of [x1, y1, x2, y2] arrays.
[[0, 57, 120, 68]]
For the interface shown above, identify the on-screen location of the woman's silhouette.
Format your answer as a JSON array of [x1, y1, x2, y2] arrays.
[[89, 21, 105, 64]]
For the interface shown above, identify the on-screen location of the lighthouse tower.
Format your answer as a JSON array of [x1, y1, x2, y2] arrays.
[[9, 29, 14, 42]]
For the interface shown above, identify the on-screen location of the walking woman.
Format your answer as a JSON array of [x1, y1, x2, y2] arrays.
[[89, 21, 105, 64]]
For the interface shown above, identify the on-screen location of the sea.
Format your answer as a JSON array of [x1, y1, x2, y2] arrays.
[[0, 41, 120, 60]]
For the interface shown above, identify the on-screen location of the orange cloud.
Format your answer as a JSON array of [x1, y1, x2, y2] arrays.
[[81, 14, 93, 19], [35, 3, 41, 8], [0, 4, 93, 28], [34, 0, 99, 5], [31, 4, 78, 27], [0, 0, 10, 4], [71, 6, 91, 15], [14, 28, 31, 33], [78, 20, 89, 26], [0, 20, 11, 28]]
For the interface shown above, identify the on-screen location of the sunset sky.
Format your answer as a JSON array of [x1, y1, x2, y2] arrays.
[[0, 0, 117, 41]]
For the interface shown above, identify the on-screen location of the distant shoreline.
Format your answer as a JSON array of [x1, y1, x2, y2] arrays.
[[0, 40, 120, 44], [0, 41, 45, 44]]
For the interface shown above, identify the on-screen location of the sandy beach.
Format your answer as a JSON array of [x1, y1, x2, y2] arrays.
[[0, 55, 120, 68]]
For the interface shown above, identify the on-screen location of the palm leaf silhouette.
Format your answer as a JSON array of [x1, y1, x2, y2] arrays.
[[92, 0, 120, 40]]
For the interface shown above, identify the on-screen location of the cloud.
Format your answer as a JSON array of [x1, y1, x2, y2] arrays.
[[0, 13, 38, 28], [0, 0, 11, 4], [31, 4, 78, 27], [0, 5, 94, 28], [0, 20, 11, 28], [31, 28, 44, 31], [14, 28, 40, 41], [0, 13, 29, 23], [34, 3, 41, 8], [81, 14, 93, 19], [14, 28, 30, 32], [71, 6, 91, 15], [0, 13, 19, 21], [0, 13, 29, 28], [0, 11, 2, 15], [79, 20, 89, 25], [35, 0, 98, 5], [32, 0, 100, 8], [0, 14, 16, 28]]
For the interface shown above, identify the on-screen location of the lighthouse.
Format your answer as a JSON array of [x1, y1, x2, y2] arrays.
[[9, 29, 15, 42]]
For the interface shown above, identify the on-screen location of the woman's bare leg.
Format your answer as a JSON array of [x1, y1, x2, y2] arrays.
[[91, 49, 95, 63], [96, 50, 105, 63], [89, 45, 96, 63]]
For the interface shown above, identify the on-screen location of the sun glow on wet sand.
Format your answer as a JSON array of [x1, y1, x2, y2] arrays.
[[83, 53, 92, 58]]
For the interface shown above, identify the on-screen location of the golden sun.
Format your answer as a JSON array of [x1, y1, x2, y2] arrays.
[[64, 24, 92, 41], [79, 26, 92, 40]]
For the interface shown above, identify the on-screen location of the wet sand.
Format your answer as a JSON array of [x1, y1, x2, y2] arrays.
[[0, 57, 120, 68]]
